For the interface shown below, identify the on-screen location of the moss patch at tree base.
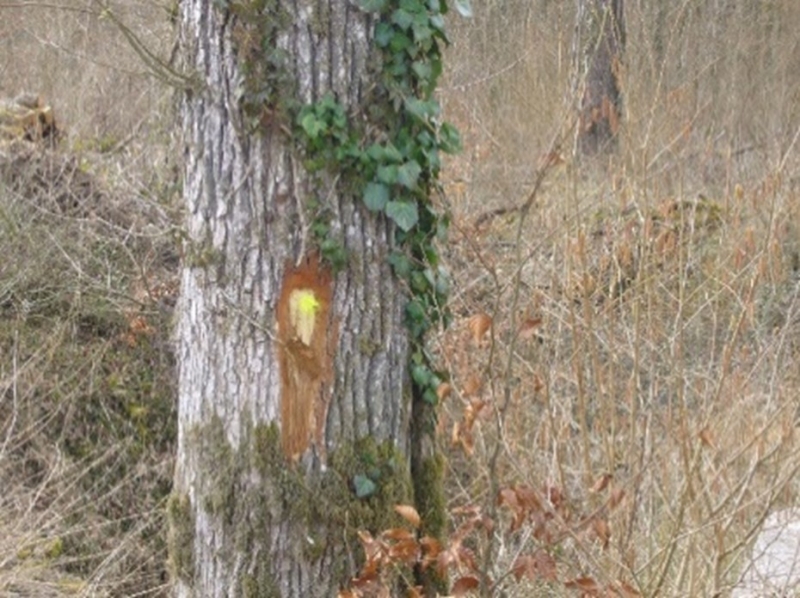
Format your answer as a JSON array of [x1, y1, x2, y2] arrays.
[[169, 415, 417, 594]]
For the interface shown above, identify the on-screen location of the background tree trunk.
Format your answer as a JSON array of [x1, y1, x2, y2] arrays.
[[578, 0, 625, 156], [169, 2, 418, 596]]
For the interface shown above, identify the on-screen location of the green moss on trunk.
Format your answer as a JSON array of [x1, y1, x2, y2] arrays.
[[174, 415, 416, 594], [412, 452, 448, 595], [166, 493, 195, 585]]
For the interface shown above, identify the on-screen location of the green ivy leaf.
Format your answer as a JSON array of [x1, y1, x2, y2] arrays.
[[421, 146, 440, 172], [389, 31, 413, 53], [385, 200, 419, 232], [411, 20, 432, 44], [429, 13, 446, 32], [406, 298, 429, 336], [454, 0, 472, 17], [384, 143, 404, 163], [375, 22, 394, 47], [434, 265, 451, 296], [400, 0, 425, 11], [388, 251, 412, 279], [411, 60, 432, 83], [359, 0, 387, 11], [353, 474, 377, 499], [320, 238, 348, 272], [299, 112, 326, 139], [363, 182, 390, 211], [367, 142, 404, 164], [406, 298, 426, 326], [412, 363, 433, 386], [423, 387, 438, 405], [377, 164, 399, 185], [411, 269, 430, 293], [392, 8, 414, 30], [439, 121, 462, 153], [366, 143, 386, 163], [405, 97, 439, 121], [397, 160, 422, 189]]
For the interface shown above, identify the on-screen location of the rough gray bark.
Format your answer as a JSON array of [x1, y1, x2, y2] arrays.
[[578, 0, 625, 156], [171, 2, 411, 596]]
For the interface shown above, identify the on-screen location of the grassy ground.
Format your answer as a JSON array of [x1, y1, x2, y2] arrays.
[[2, 0, 800, 596]]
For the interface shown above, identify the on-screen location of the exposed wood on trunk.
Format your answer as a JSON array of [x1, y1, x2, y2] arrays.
[[275, 254, 335, 460]]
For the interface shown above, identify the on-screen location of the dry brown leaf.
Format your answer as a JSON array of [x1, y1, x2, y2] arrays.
[[456, 545, 478, 571], [451, 422, 461, 447], [512, 555, 534, 581], [609, 487, 626, 511], [545, 485, 565, 511], [519, 317, 543, 340], [591, 473, 613, 493], [592, 517, 611, 549], [467, 313, 492, 344], [515, 485, 544, 513], [534, 550, 557, 581], [436, 382, 452, 402], [436, 549, 456, 578], [564, 576, 602, 595], [388, 538, 419, 563], [419, 535, 442, 569], [451, 575, 480, 596], [463, 399, 487, 430], [394, 505, 421, 528], [462, 374, 483, 397], [481, 515, 495, 535], [357, 530, 377, 560], [699, 426, 716, 449], [352, 565, 379, 587], [383, 527, 415, 541], [497, 487, 519, 510], [511, 550, 557, 582]]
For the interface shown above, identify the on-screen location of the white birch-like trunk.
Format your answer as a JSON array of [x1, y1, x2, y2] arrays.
[[170, 1, 412, 596]]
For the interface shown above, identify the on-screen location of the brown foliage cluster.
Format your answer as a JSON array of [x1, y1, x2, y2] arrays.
[[343, 476, 639, 597]]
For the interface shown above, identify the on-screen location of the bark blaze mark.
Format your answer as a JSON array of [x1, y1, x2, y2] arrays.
[[276, 254, 336, 460]]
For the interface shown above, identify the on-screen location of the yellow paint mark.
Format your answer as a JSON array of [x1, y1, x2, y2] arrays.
[[289, 289, 321, 345]]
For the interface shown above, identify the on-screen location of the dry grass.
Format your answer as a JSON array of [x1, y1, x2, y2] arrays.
[[1, 2, 179, 596], [2, 0, 800, 596], [435, 1, 800, 595]]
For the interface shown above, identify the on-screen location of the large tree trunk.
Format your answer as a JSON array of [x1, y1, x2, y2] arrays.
[[578, 0, 625, 156], [169, 2, 419, 596]]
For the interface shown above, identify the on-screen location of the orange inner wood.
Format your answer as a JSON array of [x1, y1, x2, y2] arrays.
[[275, 254, 335, 460]]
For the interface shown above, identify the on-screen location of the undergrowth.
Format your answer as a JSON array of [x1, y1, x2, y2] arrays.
[[0, 136, 180, 596]]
